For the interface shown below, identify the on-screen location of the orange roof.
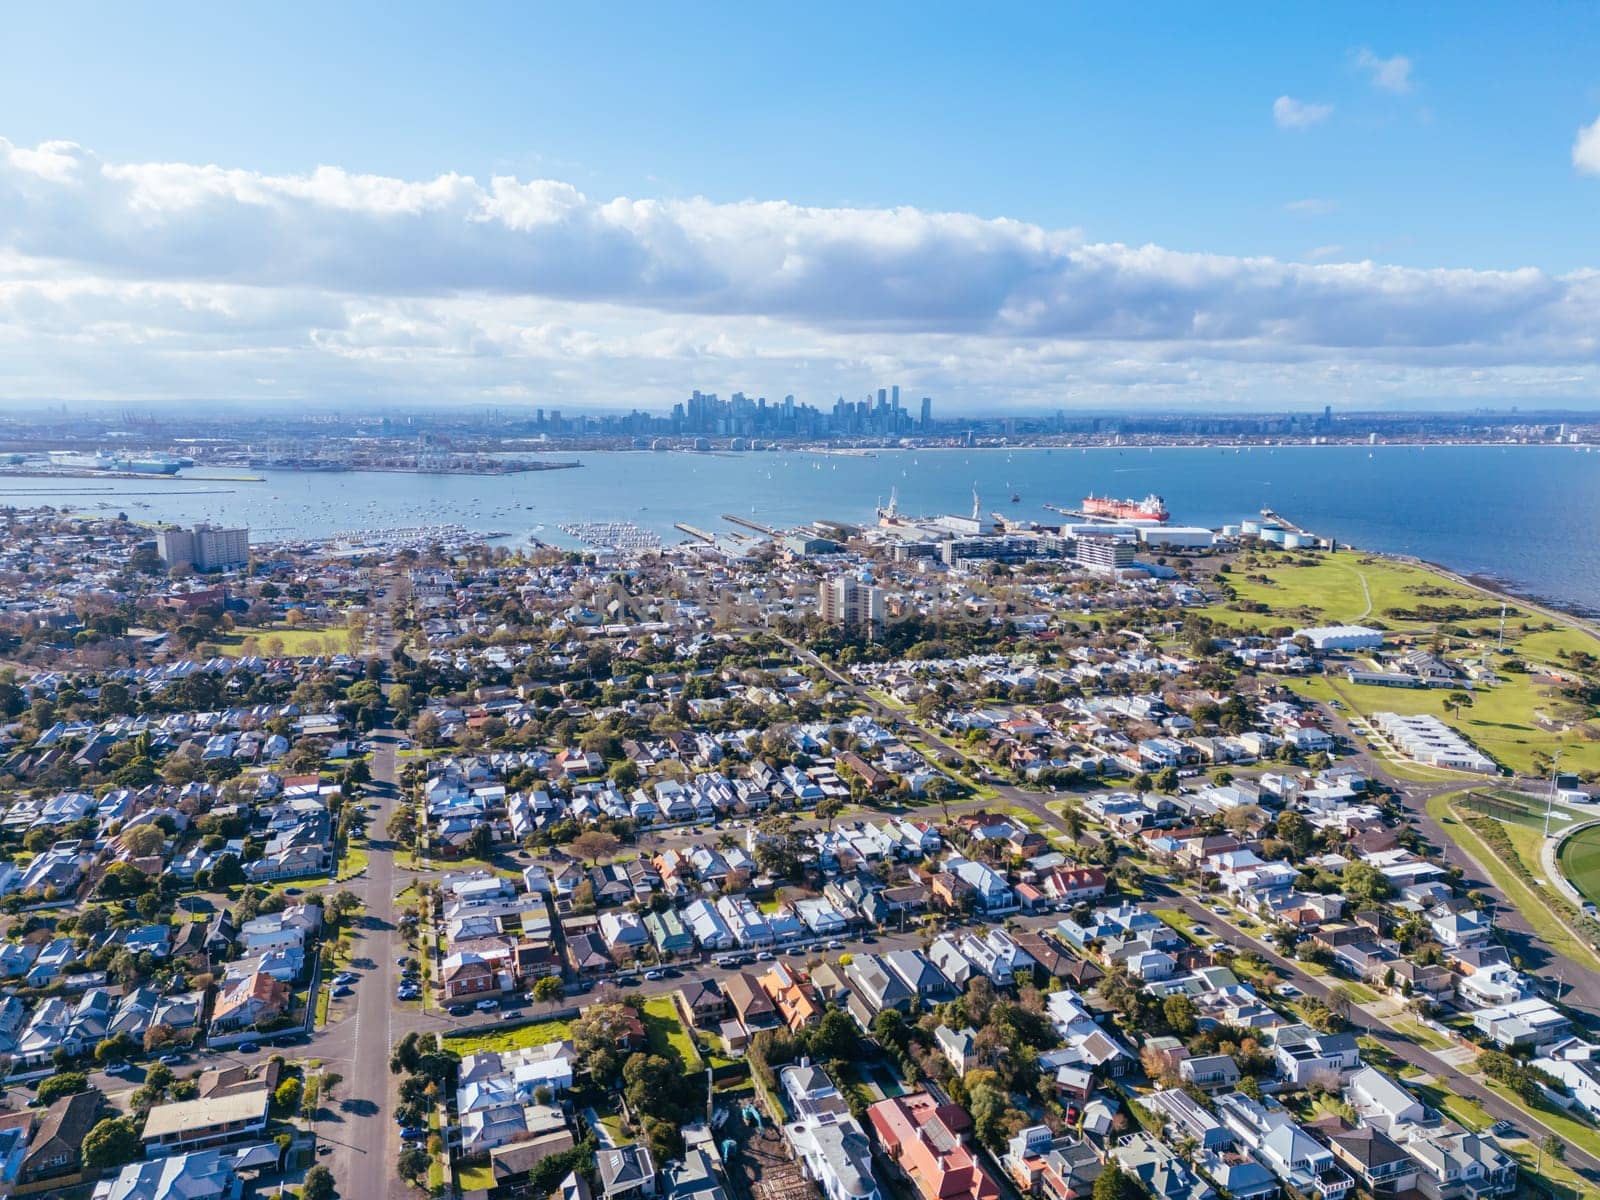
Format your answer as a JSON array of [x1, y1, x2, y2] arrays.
[[867, 1093, 999, 1200], [759, 965, 822, 1029]]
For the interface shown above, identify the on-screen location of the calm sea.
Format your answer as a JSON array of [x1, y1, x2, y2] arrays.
[[10, 445, 1599, 616]]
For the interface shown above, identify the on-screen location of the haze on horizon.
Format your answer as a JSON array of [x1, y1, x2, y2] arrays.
[[3, 2, 1600, 415]]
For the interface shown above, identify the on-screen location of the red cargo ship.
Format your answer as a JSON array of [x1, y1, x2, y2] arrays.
[[1082, 493, 1169, 523]]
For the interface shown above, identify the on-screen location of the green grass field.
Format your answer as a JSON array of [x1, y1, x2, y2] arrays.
[[641, 996, 703, 1071], [1558, 824, 1600, 908], [214, 624, 351, 657], [444, 1017, 573, 1055], [1205, 551, 1600, 775], [1201, 553, 1483, 632]]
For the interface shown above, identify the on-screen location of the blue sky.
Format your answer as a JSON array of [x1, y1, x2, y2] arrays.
[[1, 3, 1598, 410]]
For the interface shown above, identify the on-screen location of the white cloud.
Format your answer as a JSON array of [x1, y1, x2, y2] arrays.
[[1285, 198, 1337, 216], [0, 135, 1597, 409], [1273, 95, 1333, 130], [1355, 48, 1414, 94], [1574, 115, 1600, 176]]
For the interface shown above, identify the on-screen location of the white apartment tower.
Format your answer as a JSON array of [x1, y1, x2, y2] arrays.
[[819, 577, 884, 634]]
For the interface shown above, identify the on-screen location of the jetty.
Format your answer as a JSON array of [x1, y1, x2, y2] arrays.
[[675, 523, 717, 543], [1260, 507, 1310, 534], [722, 513, 778, 537]]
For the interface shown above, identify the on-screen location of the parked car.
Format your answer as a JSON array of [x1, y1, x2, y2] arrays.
[[158, 1053, 185, 1066], [826, 939, 845, 950], [448, 1004, 471, 1016], [756, 951, 775, 962], [474, 998, 499, 1012], [644, 970, 664, 981], [399, 1124, 427, 1139], [238, 1042, 261, 1054], [334, 971, 358, 984], [104, 1061, 134, 1075], [332, 985, 353, 998]]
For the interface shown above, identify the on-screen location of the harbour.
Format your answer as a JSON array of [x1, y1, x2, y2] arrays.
[[6, 443, 1598, 617]]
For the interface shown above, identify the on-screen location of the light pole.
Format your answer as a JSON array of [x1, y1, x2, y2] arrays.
[[1543, 749, 1563, 839]]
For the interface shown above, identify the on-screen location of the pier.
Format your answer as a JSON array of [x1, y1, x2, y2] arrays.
[[1260, 507, 1310, 534], [1043, 503, 1119, 523], [674, 523, 717, 543], [722, 513, 778, 537]]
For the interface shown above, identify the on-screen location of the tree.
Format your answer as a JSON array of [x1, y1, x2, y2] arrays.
[[83, 1116, 143, 1169], [396, 1146, 430, 1184], [533, 975, 564, 1003], [1092, 1163, 1138, 1200], [321, 1071, 344, 1100], [1162, 994, 1198, 1037], [303, 1164, 337, 1200], [327, 889, 363, 924], [273, 1077, 304, 1116], [1340, 861, 1393, 905], [120, 824, 167, 858], [570, 830, 621, 865], [36, 1072, 89, 1106], [464, 823, 494, 859], [815, 796, 846, 832]]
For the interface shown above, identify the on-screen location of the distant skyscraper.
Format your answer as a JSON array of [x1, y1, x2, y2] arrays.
[[891, 385, 900, 409], [920, 396, 932, 428]]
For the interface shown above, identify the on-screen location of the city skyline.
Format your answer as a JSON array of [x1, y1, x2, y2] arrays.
[[3, 5, 1600, 411]]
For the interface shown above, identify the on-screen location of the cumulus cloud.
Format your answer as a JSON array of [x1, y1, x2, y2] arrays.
[[0, 136, 1597, 409], [1574, 115, 1600, 176], [1273, 96, 1333, 130], [1355, 48, 1414, 94]]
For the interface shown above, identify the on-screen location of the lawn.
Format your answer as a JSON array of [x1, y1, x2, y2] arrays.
[[445, 1017, 573, 1055], [1429, 793, 1600, 973], [1206, 552, 1600, 776], [214, 624, 349, 658], [1153, 907, 1198, 939], [1387, 1019, 1451, 1053], [1310, 667, 1600, 777], [336, 846, 369, 882], [1201, 553, 1482, 632], [457, 1163, 492, 1191], [641, 996, 703, 1071], [1560, 823, 1600, 909]]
